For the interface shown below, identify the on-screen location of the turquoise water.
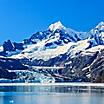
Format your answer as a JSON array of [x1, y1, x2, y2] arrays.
[[0, 85, 104, 104]]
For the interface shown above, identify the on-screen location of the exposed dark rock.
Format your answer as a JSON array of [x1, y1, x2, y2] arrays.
[[3, 40, 14, 52], [90, 50, 104, 83], [61, 49, 104, 82], [0, 57, 28, 70], [0, 67, 17, 79], [13, 42, 24, 50], [0, 51, 7, 56], [23, 39, 31, 44], [62, 52, 98, 76]]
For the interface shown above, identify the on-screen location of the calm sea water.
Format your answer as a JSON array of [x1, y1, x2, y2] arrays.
[[0, 85, 104, 104]]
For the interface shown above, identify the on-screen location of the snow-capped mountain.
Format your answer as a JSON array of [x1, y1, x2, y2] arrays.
[[48, 21, 64, 31], [89, 22, 104, 45], [0, 21, 104, 83], [7, 21, 104, 60]]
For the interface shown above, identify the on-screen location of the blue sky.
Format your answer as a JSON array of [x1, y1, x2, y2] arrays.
[[0, 0, 104, 43]]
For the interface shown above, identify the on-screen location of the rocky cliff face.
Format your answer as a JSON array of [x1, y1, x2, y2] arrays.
[[90, 49, 104, 83], [61, 47, 104, 82]]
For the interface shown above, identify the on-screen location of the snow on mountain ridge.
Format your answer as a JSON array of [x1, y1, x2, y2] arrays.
[[1, 21, 104, 61], [95, 21, 104, 29], [48, 21, 64, 31], [10, 38, 92, 61], [0, 46, 3, 52], [89, 21, 104, 45]]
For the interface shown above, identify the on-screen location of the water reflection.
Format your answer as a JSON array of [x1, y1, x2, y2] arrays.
[[0, 85, 104, 104], [0, 85, 104, 93]]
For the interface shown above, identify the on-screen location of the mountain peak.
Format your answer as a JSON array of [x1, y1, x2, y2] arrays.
[[96, 21, 104, 29], [48, 21, 64, 31]]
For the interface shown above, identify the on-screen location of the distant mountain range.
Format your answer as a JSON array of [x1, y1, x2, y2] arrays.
[[0, 21, 104, 83]]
